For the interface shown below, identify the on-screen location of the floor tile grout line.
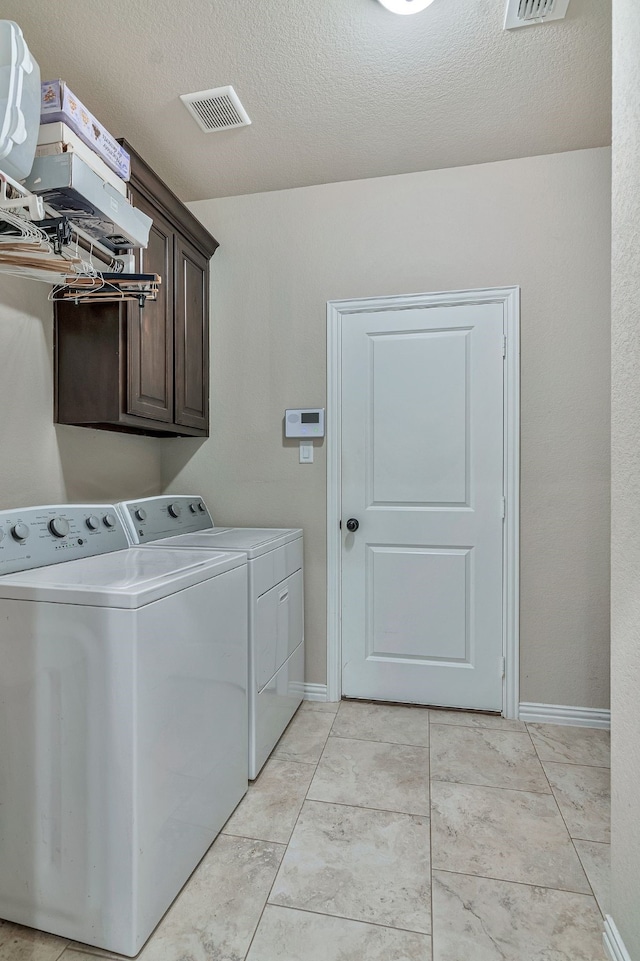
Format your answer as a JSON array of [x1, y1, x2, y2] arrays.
[[571, 834, 611, 843], [50, 943, 71, 961], [430, 723, 554, 799], [535, 758, 612, 769], [270, 755, 318, 766], [221, 758, 316, 842], [221, 829, 297, 845], [438, 720, 609, 922], [525, 723, 611, 740], [525, 726, 611, 770], [258, 901, 433, 940], [430, 776, 568, 801], [277, 710, 430, 950], [432, 731, 604, 908], [522, 746, 596, 872], [429, 720, 526, 732], [263, 709, 607, 958], [432, 867, 600, 899], [430, 724, 534, 737], [265, 755, 325, 767], [302, 793, 431, 818], [429, 776, 553, 797], [540, 760, 611, 773], [526, 721, 565, 808], [572, 841, 607, 920], [569, 838, 610, 847], [539, 758, 611, 860], [329, 732, 431, 749], [299, 796, 431, 819], [241, 708, 334, 960]]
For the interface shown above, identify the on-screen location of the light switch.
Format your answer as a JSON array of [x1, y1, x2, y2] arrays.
[[299, 441, 314, 464]]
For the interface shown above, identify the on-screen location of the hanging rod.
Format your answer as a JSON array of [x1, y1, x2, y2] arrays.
[[0, 171, 131, 272]]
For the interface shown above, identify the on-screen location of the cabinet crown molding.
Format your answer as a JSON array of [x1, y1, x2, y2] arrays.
[[118, 139, 219, 259]]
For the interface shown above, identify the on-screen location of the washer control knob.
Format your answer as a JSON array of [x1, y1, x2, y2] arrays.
[[49, 516, 70, 538], [189, 503, 198, 513], [135, 508, 147, 522], [86, 515, 100, 531], [11, 522, 30, 542], [103, 513, 117, 529], [198, 503, 206, 513], [168, 503, 182, 518]]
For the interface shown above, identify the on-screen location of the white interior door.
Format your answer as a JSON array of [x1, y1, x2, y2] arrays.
[[340, 301, 505, 710]]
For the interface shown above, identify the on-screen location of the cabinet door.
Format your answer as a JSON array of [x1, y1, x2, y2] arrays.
[[174, 234, 209, 431], [126, 190, 174, 423]]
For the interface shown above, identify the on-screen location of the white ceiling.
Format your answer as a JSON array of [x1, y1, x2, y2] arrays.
[[6, 0, 610, 201]]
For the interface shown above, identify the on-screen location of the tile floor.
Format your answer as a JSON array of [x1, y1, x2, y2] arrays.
[[0, 701, 611, 961]]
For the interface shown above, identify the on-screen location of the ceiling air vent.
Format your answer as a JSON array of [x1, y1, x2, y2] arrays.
[[504, 0, 571, 29], [179, 85, 251, 133]]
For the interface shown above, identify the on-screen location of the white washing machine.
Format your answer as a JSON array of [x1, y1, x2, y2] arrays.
[[0, 504, 248, 956], [118, 496, 304, 779]]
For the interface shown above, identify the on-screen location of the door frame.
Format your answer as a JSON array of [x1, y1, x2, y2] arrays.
[[326, 286, 520, 717]]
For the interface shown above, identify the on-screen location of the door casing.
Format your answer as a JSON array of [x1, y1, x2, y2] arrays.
[[326, 286, 520, 716]]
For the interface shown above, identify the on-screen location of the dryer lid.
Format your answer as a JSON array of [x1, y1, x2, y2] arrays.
[[0, 546, 246, 608], [149, 528, 303, 558]]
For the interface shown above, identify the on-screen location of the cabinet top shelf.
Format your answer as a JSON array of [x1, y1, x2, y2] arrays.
[[118, 140, 219, 260]]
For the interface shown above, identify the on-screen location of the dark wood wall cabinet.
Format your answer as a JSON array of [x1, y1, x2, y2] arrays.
[[54, 141, 219, 437]]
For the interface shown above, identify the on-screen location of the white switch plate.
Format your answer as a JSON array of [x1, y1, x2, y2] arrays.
[[299, 441, 314, 464]]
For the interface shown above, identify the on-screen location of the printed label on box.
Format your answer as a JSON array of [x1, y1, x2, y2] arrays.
[[40, 80, 130, 180]]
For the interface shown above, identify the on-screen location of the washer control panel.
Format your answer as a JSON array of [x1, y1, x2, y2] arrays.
[[0, 505, 130, 575], [117, 496, 214, 544]]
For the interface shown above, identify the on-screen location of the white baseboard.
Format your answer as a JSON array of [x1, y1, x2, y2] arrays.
[[518, 702, 611, 729], [303, 683, 329, 702], [603, 917, 633, 961], [302, 693, 611, 723]]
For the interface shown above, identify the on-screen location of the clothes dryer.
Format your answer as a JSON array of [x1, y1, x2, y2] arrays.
[[118, 496, 303, 779], [0, 504, 248, 956]]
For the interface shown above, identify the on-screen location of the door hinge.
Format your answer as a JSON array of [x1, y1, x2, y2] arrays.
[[502, 335, 507, 359], [501, 496, 506, 520], [499, 656, 506, 678]]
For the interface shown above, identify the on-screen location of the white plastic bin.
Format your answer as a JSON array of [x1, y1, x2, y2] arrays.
[[0, 21, 40, 181]]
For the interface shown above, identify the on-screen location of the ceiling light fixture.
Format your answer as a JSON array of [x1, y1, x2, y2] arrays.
[[376, 0, 435, 14]]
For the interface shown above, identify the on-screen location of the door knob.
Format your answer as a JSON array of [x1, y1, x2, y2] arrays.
[[346, 518, 359, 532]]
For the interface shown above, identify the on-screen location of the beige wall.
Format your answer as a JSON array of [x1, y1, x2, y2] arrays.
[[611, 0, 640, 954], [0, 277, 162, 509], [162, 147, 612, 707]]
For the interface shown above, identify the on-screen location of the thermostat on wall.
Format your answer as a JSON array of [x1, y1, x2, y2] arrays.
[[285, 408, 325, 438]]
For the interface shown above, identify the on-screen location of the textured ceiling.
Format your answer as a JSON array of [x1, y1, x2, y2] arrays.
[[4, 0, 611, 201]]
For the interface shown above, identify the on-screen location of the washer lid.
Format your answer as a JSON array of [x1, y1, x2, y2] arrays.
[[0, 547, 246, 608], [149, 528, 303, 558]]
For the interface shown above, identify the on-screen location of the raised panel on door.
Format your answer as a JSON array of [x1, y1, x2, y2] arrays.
[[126, 190, 174, 423], [367, 546, 471, 663], [370, 329, 470, 506], [341, 304, 505, 711], [174, 235, 209, 432]]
